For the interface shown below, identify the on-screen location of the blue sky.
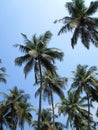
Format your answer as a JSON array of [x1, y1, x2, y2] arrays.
[[0, 0, 98, 129]]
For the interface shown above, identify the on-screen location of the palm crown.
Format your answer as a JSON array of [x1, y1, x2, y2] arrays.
[[58, 91, 93, 130], [71, 64, 98, 130], [14, 31, 64, 79], [55, 0, 98, 49], [0, 86, 33, 130]]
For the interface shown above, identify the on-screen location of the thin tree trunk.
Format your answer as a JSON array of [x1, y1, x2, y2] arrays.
[[87, 93, 90, 130], [37, 58, 43, 130], [0, 123, 3, 130], [11, 104, 16, 130], [70, 121, 73, 130], [50, 88, 55, 128]]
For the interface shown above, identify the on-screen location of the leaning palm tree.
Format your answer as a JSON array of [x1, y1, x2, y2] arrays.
[[55, 0, 98, 49], [0, 59, 7, 84], [71, 64, 98, 130], [0, 86, 33, 130], [57, 91, 92, 130], [35, 70, 66, 128], [14, 31, 64, 130]]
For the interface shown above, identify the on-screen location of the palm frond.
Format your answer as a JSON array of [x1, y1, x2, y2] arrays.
[[58, 24, 72, 35], [0, 59, 2, 63], [71, 27, 80, 48], [21, 33, 33, 47], [80, 27, 90, 49], [65, 2, 73, 15], [14, 44, 30, 53], [88, 66, 97, 73], [15, 54, 30, 66], [52, 85, 65, 99], [32, 34, 38, 46], [42, 88, 52, 104], [24, 58, 34, 78], [86, 1, 98, 16], [44, 48, 64, 61], [41, 31, 52, 45], [0, 78, 7, 83], [41, 57, 56, 74], [0, 67, 6, 72], [35, 88, 40, 98]]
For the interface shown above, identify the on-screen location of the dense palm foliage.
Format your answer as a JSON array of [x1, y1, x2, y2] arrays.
[[1, 0, 98, 130], [14, 31, 64, 130], [35, 70, 66, 128], [0, 59, 7, 84], [71, 64, 98, 130], [0, 86, 33, 130], [55, 0, 98, 49], [32, 108, 65, 130], [57, 91, 93, 130]]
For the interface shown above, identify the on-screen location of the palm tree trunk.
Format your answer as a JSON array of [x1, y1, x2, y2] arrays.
[[37, 58, 43, 130], [70, 121, 73, 130], [87, 93, 90, 130], [50, 88, 55, 128], [11, 104, 15, 130], [0, 123, 3, 130]]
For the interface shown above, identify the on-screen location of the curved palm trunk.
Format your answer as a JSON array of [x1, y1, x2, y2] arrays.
[[37, 58, 43, 130], [50, 88, 55, 128], [86, 93, 90, 130]]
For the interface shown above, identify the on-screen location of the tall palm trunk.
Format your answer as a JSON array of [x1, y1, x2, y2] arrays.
[[11, 104, 16, 130], [0, 123, 3, 130], [50, 88, 55, 128], [76, 126, 80, 130], [37, 58, 43, 130], [70, 121, 73, 130], [86, 93, 90, 130]]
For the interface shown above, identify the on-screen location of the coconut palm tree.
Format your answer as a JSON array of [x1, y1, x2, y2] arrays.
[[0, 86, 33, 130], [57, 91, 92, 130], [55, 0, 98, 49], [0, 102, 10, 130], [71, 64, 98, 130], [32, 108, 65, 130], [0, 59, 7, 84], [14, 31, 64, 130], [35, 71, 66, 128]]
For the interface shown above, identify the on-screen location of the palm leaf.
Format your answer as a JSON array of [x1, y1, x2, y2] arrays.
[[52, 85, 65, 99], [41, 57, 56, 73], [86, 1, 98, 16], [58, 24, 72, 35], [80, 27, 90, 49], [0, 67, 6, 72], [24, 58, 34, 78], [15, 54, 30, 66], [71, 26, 80, 48], [41, 31, 52, 45], [21, 33, 33, 47], [0, 78, 6, 83], [14, 44, 30, 53], [44, 48, 64, 61], [65, 2, 73, 15]]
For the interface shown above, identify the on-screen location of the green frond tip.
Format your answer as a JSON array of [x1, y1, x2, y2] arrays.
[[21, 33, 28, 39], [13, 44, 20, 48], [54, 20, 58, 23]]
